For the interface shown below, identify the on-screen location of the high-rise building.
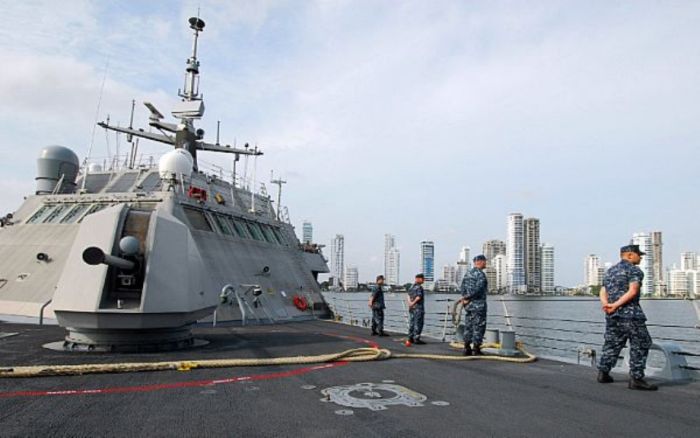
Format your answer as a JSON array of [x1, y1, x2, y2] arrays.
[[343, 266, 359, 290], [493, 254, 508, 292], [483, 240, 506, 264], [506, 213, 525, 292], [524, 218, 541, 292], [302, 221, 313, 244], [668, 269, 690, 296], [386, 248, 400, 286], [681, 251, 698, 271], [541, 243, 555, 294], [459, 246, 471, 264], [585, 255, 603, 286], [384, 234, 400, 285], [441, 265, 457, 287], [420, 241, 435, 283], [330, 234, 345, 287], [651, 231, 663, 294], [456, 261, 470, 288], [632, 232, 654, 296]]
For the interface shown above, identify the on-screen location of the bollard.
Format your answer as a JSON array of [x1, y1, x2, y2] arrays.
[[497, 330, 520, 357], [485, 328, 499, 344]]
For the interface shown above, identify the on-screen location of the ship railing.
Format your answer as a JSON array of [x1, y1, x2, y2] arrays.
[[321, 293, 700, 377]]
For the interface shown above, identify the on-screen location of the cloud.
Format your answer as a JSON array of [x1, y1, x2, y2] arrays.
[[1, 1, 699, 285]]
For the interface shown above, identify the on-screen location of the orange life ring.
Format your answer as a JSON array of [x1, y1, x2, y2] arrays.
[[293, 295, 308, 311]]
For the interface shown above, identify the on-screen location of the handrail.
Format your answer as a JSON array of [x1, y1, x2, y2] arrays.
[[39, 299, 52, 326]]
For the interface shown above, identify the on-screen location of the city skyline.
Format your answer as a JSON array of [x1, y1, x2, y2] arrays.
[[321, 226, 699, 288]]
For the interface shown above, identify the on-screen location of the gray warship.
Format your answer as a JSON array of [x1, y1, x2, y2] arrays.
[[0, 16, 328, 351]]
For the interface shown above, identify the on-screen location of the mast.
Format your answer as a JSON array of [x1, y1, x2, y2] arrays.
[[96, 16, 262, 172]]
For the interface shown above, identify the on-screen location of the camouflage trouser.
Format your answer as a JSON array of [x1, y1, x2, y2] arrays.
[[371, 308, 384, 333], [408, 308, 424, 340], [598, 318, 652, 379], [463, 306, 487, 346]]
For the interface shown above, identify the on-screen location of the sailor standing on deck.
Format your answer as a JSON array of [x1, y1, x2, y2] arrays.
[[368, 275, 388, 337], [460, 255, 488, 356], [597, 245, 657, 391], [405, 274, 426, 346]]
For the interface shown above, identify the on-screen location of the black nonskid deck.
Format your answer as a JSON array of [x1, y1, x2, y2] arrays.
[[0, 320, 698, 437]]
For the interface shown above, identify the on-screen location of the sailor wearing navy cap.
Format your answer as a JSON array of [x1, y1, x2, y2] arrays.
[[460, 255, 489, 356], [597, 244, 657, 390]]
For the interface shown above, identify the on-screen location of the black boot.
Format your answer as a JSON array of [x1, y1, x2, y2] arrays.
[[463, 344, 472, 356], [378, 331, 389, 337], [472, 344, 483, 356], [629, 378, 658, 391], [597, 371, 614, 383], [414, 338, 426, 345]]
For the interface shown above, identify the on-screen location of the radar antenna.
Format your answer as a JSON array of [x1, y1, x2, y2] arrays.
[[96, 16, 262, 171]]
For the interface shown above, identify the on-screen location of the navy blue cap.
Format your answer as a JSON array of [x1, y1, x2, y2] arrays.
[[473, 255, 487, 262], [620, 244, 646, 256]]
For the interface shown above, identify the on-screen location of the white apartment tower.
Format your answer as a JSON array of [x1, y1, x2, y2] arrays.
[[343, 266, 359, 290], [459, 246, 471, 264], [541, 243, 555, 294], [585, 255, 603, 286], [506, 213, 525, 292], [384, 234, 400, 285], [330, 234, 345, 287], [681, 252, 698, 271], [493, 254, 508, 292], [632, 232, 654, 296]]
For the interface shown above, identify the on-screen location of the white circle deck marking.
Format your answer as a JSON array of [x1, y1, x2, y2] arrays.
[[321, 383, 427, 411]]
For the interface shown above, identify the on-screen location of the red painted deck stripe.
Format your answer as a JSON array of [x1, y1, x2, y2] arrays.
[[0, 361, 349, 399], [0, 331, 381, 399]]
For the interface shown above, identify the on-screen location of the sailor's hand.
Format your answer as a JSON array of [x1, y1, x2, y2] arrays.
[[603, 303, 617, 314]]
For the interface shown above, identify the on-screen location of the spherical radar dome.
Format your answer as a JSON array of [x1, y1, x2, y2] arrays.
[[158, 149, 193, 179]]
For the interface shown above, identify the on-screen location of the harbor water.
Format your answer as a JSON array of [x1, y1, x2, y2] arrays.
[[322, 292, 700, 369]]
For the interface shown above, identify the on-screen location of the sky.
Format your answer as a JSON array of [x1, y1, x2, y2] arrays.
[[0, 1, 698, 286]]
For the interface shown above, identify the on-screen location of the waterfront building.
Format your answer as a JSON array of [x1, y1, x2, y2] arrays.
[[632, 232, 654, 296], [651, 231, 664, 295], [343, 266, 359, 290], [524, 217, 541, 292], [456, 261, 470, 287], [506, 213, 525, 292], [585, 255, 603, 286], [459, 246, 471, 264], [483, 240, 506, 264], [330, 234, 345, 287], [667, 268, 700, 297], [441, 265, 457, 287], [541, 243, 555, 294], [384, 234, 400, 285], [302, 221, 313, 244], [681, 251, 698, 271], [420, 241, 435, 283], [493, 253, 508, 293]]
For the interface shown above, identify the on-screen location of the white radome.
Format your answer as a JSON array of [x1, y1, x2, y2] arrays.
[[88, 163, 103, 173], [158, 149, 193, 180]]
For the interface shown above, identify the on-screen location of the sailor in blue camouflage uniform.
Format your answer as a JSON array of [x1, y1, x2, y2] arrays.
[[597, 245, 657, 391], [405, 274, 426, 346], [460, 255, 489, 356], [368, 275, 388, 336]]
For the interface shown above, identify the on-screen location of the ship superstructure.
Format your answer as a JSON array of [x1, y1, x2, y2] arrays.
[[0, 17, 329, 350]]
